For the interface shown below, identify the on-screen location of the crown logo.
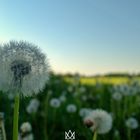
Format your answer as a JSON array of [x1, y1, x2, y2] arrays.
[[65, 130, 75, 140]]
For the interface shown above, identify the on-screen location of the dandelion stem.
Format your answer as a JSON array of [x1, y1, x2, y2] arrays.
[[127, 128, 131, 140], [13, 94, 20, 140], [93, 131, 97, 140], [44, 94, 49, 140]]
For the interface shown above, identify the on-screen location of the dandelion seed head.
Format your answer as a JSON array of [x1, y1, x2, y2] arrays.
[[66, 104, 77, 113], [20, 122, 32, 133], [0, 41, 49, 96], [50, 98, 61, 108], [126, 117, 138, 129], [20, 122, 33, 140], [112, 92, 122, 101], [84, 109, 112, 134], [26, 98, 40, 114]]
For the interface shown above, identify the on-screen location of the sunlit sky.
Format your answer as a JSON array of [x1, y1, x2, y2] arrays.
[[0, 0, 140, 75]]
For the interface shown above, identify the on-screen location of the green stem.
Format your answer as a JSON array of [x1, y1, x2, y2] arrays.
[[127, 128, 131, 140], [51, 108, 57, 138], [44, 94, 49, 140], [13, 94, 20, 140], [93, 131, 97, 140]]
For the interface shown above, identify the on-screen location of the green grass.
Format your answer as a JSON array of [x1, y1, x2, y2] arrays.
[[1, 74, 140, 140]]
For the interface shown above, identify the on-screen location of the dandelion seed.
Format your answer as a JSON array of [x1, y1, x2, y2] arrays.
[[84, 109, 112, 134], [50, 98, 61, 108], [66, 104, 77, 113], [125, 117, 138, 129]]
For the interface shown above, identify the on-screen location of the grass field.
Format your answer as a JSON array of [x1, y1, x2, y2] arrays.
[[65, 76, 140, 85], [0, 74, 140, 140]]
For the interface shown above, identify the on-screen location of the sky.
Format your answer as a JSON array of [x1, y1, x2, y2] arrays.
[[0, 0, 140, 75]]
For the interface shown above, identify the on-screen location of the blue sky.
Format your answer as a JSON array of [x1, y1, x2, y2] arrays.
[[0, 0, 140, 75]]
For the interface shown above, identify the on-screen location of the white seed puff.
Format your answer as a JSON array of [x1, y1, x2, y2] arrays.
[[125, 117, 139, 129], [20, 122, 32, 133], [0, 41, 49, 96], [50, 98, 61, 108], [66, 104, 77, 113], [84, 109, 112, 134]]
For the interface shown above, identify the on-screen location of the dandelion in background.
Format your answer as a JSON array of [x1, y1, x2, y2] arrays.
[[84, 109, 112, 140], [67, 86, 73, 92], [50, 98, 61, 108], [114, 129, 120, 139], [125, 117, 138, 129], [125, 117, 138, 140], [26, 99, 40, 114], [112, 92, 122, 101], [79, 108, 92, 118], [120, 84, 129, 93], [79, 86, 86, 93], [20, 122, 32, 134], [81, 95, 88, 101], [66, 104, 77, 113], [19, 122, 33, 140], [59, 95, 66, 103], [0, 41, 49, 140], [113, 84, 136, 96]]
